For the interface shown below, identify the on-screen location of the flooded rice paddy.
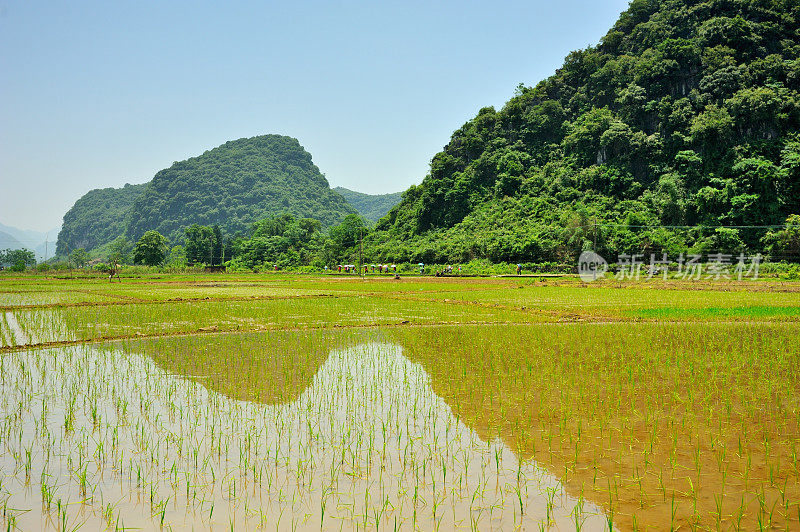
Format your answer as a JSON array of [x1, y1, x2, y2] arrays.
[[1, 274, 800, 530], [1, 337, 604, 530]]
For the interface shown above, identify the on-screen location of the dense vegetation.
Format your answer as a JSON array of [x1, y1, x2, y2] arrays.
[[172, 213, 368, 271], [133, 230, 169, 266], [56, 184, 145, 255], [333, 187, 402, 222], [184, 224, 227, 266], [125, 135, 355, 242], [368, 0, 800, 264], [0, 248, 36, 270]]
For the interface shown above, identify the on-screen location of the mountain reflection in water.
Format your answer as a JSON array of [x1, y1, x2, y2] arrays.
[[133, 331, 609, 529]]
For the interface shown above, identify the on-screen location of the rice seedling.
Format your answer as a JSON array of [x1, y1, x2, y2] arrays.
[[388, 321, 800, 529]]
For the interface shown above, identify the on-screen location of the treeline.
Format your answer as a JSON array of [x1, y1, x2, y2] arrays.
[[52, 0, 800, 268], [0, 249, 36, 271], [111, 211, 799, 270], [104, 213, 370, 269], [6, 212, 800, 273]]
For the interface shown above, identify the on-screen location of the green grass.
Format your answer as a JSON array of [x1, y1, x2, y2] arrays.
[[96, 284, 332, 301], [0, 290, 118, 307], [629, 304, 800, 320], [414, 283, 800, 319]]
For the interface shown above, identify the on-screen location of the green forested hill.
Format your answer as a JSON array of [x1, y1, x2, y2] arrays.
[[126, 135, 356, 242], [57, 136, 357, 254], [371, 0, 800, 263], [56, 183, 145, 255], [333, 187, 402, 222]]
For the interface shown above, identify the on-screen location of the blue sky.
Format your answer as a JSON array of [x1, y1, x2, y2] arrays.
[[0, 0, 630, 231]]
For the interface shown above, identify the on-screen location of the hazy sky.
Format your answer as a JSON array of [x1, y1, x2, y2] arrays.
[[0, 0, 630, 231]]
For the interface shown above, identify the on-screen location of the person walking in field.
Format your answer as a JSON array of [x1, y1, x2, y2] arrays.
[[516, 263, 522, 275]]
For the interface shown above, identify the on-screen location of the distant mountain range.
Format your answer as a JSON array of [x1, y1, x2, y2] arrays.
[[333, 188, 402, 222], [0, 230, 22, 249], [0, 222, 60, 261]]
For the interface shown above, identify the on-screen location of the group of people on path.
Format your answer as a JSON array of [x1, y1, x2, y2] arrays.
[[336, 264, 397, 274], [329, 262, 525, 275]]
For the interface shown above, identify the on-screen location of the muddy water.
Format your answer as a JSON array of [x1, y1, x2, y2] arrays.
[[2, 309, 72, 348], [2, 311, 36, 346], [0, 339, 610, 530]]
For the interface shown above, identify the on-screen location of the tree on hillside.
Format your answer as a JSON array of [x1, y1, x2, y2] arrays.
[[56, 183, 146, 255], [133, 231, 168, 266], [124, 135, 355, 243], [185, 224, 215, 265], [167, 245, 187, 267], [212, 225, 224, 265], [108, 236, 133, 264], [763, 215, 800, 261], [325, 214, 367, 263], [69, 248, 89, 269]]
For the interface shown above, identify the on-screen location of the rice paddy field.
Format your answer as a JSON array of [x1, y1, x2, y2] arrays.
[[0, 272, 799, 530]]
